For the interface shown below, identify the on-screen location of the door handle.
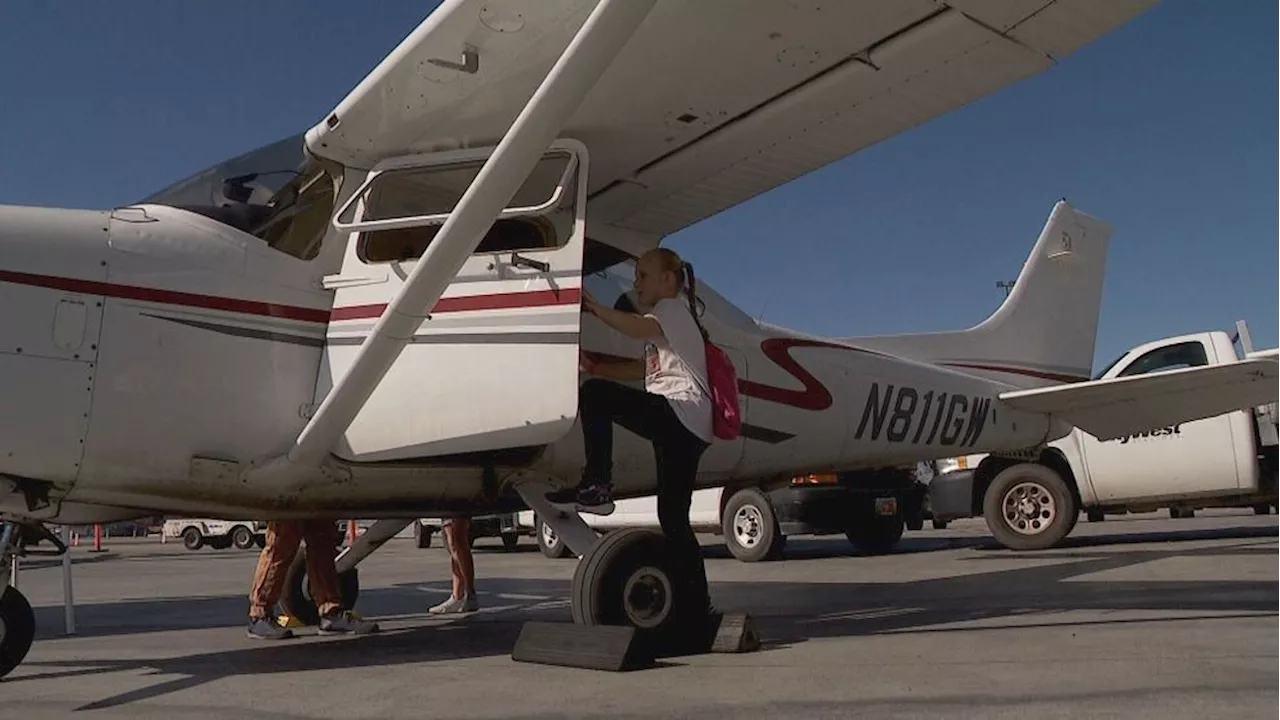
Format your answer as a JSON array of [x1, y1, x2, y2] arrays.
[[510, 252, 550, 273]]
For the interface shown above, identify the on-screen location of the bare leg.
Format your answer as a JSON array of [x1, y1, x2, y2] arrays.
[[431, 518, 478, 614]]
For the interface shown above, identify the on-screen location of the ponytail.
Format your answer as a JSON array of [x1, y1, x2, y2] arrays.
[[682, 261, 709, 342]]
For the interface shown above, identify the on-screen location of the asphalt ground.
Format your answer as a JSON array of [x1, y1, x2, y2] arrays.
[[1, 508, 1275, 719]]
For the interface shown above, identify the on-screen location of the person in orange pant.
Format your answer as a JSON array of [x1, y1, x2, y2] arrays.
[[246, 519, 378, 639]]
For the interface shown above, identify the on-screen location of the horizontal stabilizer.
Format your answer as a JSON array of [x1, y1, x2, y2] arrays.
[[999, 359, 1279, 441]]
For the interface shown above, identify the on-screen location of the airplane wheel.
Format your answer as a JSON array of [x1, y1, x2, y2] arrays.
[[983, 463, 1078, 551], [0, 586, 35, 680], [931, 518, 948, 530], [277, 549, 361, 626], [232, 526, 255, 550], [535, 516, 572, 559], [571, 528, 706, 652]]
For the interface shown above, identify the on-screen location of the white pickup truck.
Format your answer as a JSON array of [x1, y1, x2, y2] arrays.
[[163, 518, 267, 551], [925, 321, 1278, 550]]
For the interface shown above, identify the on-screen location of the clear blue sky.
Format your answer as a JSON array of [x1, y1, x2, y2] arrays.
[[1, 1, 1274, 370]]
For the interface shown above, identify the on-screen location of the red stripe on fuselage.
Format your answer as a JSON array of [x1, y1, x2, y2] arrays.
[[0, 269, 331, 323], [330, 288, 581, 321], [1, 270, 582, 325]]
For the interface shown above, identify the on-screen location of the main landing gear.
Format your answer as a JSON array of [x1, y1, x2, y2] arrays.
[[517, 482, 724, 657], [0, 521, 66, 680]]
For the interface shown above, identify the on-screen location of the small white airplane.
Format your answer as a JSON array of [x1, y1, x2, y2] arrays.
[[1, 0, 1273, 676]]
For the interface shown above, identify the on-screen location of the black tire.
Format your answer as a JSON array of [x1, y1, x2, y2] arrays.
[[231, 526, 255, 550], [1087, 508, 1105, 523], [535, 516, 572, 559], [207, 536, 233, 550], [277, 548, 361, 626], [846, 513, 905, 554], [1252, 503, 1270, 516], [181, 527, 203, 551], [254, 534, 266, 549], [983, 463, 1078, 551], [722, 488, 784, 562], [501, 532, 519, 553], [571, 528, 707, 653], [0, 586, 35, 680], [931, 518, 948, 530], [414, 523, 433, 549]]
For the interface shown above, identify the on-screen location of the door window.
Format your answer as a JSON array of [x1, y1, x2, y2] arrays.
[[1117, 342, 1209, 377]]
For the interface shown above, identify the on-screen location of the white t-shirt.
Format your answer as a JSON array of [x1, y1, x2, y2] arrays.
[[642, 298, 714, 443]]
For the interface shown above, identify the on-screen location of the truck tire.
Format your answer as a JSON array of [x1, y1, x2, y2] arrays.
[[231, 525, 255, 550], [846, 513, 904, 554], [182, 527, 203, 551], [983, 463, 1078, 550], [536, 515, 572, 559], [414, 523, 433, 549], [722, 488, 784, 562]]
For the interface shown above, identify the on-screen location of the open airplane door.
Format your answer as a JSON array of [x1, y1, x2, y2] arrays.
[[317, 141, 589, 462]]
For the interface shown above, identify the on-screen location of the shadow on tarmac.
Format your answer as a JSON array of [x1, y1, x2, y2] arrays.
[[9, 524, 1276, 712]]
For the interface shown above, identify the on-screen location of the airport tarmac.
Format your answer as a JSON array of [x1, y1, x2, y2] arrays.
[[1, 510, 1275, 719]]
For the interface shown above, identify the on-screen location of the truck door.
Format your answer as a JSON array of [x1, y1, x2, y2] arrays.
[[1077, 337, 1243, 502], [317, 141, 589, 462]]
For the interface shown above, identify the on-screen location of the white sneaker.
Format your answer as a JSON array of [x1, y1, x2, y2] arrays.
[[429, 593, 479, 614]]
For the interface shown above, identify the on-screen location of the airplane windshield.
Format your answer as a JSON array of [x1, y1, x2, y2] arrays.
[[139, 132, 340, 261]]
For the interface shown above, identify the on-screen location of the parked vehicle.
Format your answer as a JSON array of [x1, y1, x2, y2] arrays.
[[163, 518, 267, 551], [518, 467, 927, 562], [927, 321, 1278, 550]]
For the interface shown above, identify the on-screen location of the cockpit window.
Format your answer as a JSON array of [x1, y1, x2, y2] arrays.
[[138, 132, 341, 261]]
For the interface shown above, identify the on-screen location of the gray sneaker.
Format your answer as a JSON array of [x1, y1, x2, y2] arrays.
[[429, 593, 479, 615], [317, 610, 379, 636], [247, 616, 294, 641]]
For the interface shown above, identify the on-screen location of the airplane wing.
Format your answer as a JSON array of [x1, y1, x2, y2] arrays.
[[306, 0, 1160, 242], [998, 359, 1280, 441]]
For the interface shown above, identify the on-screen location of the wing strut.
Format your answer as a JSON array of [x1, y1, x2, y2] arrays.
[[283, 0, 657, 469]]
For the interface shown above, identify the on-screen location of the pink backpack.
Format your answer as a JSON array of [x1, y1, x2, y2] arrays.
[[704, 342, 742, 441]]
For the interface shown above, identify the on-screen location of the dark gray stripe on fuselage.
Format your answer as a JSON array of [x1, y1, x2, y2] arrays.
[[740, 423, 795, 444], [144, 314, 325, 347]]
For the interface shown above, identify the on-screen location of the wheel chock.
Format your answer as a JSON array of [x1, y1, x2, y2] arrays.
[[511, 621, 654, 672], [709, 613, 760, 654]]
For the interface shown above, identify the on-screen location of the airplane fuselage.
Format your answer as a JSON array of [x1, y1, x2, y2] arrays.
[[0, 199, 1063, 525]]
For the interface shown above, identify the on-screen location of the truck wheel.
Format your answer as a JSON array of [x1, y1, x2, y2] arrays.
[[846, 514, 904, 554], [722, 488, 784, 562], [931, 518, 948, 530], [231, 525, 255, 550], [536, 516, 572, 559], [983, 463, 1078, 551], [181, 527, 203, 551], [414, 524, 433, 549]]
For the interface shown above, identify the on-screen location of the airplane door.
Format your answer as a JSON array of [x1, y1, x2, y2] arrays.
[[318, 142, 590, 462], [1078, 338, 1242, 502]]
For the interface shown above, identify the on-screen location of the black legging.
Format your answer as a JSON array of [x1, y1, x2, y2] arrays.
[[579, 378, 711, 612]]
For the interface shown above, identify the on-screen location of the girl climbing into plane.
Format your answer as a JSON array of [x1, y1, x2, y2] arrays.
[[546, 247, 717, 616]]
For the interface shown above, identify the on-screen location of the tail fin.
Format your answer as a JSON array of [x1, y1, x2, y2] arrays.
[[853, 200, 1113, 389]]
